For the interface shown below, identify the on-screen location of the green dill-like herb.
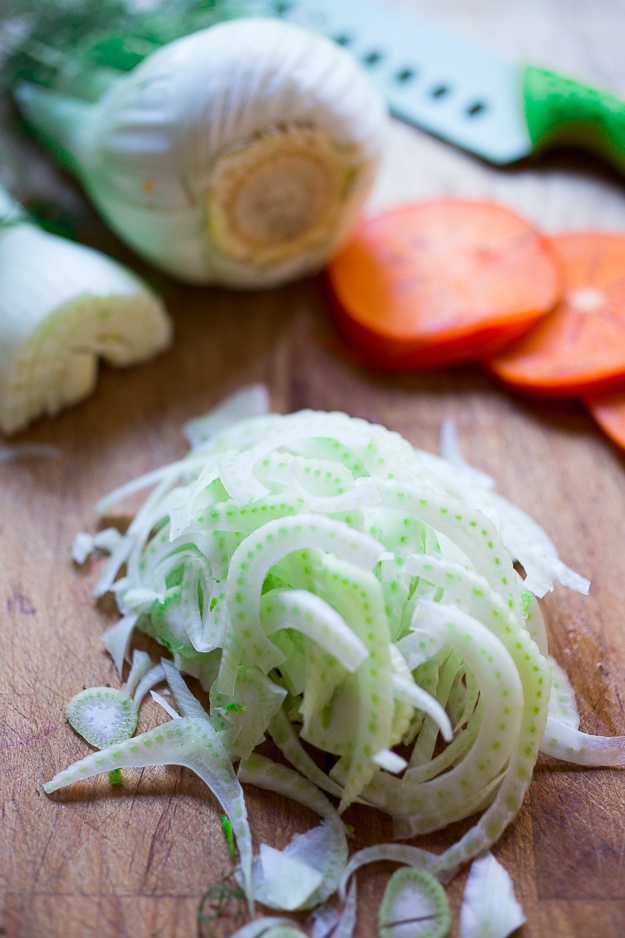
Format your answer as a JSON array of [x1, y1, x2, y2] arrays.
[[196, 871, 247, 938], [0, 0, 277, 97], [220, 814, 237, 862]]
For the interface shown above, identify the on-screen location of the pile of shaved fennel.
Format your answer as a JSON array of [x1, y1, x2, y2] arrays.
[[47, 387, 625, 937]]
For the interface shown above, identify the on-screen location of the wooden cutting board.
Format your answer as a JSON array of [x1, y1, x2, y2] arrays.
[[3, 2, 625, 936]]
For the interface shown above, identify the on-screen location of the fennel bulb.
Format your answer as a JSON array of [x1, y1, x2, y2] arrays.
[[0, 186, 172, 434], [14, 17, 388, 288]]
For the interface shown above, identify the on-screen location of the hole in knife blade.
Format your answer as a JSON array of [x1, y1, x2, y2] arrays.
[[396, 68, 416, 83], [466, 101, 487, 117], [363, 50, 383, 65], [429, 84, 451, 99]]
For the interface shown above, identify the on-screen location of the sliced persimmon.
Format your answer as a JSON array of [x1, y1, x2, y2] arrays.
[[585, 389, 625, 450], [488, 233, 625, 396], [326, 199, 562, 370]]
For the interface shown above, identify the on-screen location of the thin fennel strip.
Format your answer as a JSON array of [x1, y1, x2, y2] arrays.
[[43, 716, 255, 910]]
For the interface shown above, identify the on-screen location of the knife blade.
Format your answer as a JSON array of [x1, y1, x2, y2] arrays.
[[277, 0, 625, 174]]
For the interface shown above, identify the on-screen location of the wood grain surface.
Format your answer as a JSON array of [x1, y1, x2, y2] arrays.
[[2, 2, 625, 936]]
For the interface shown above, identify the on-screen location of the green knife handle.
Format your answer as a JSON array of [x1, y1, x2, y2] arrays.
[[523, 63, 625, 174]]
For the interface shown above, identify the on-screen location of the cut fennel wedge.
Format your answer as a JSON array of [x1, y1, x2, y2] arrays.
[[0, 185, 172, 434], [44, 388, 625, 931]]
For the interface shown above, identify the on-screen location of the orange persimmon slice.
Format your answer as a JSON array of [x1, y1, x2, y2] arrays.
[[585, 389, 625, 450], [488, 232, 625, 396], [326, 199, 562, 370]]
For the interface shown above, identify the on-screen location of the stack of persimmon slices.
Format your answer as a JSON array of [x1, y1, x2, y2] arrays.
[[326, 199, 625, 450]]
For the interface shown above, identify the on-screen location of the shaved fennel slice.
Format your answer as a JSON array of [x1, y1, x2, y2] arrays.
[[540, 718, 625, 765], [184, 385, 271, 449], [43, 715, 255, 908], [339, 844, 443, 901], [391, 676, 452, 743], [256, 926, 307, 937], [439, 418, 495, 491], [150, 690, 180, 719], [373, 749, 408, 774], [66, 648, 153, 749], [218, 514, 385, 694], [228, 918, 300, 938], [477, 492, 590, 598], [161, 658, 210, 721], [540, 657, 625, 763], [333, 878, 358, 938], [0, 192, 172, 434], [101, 613, 138, 673], [458, 852, 526, 938], [71, 532, 95, 564], [378, 866, 451, 938], [254, 846, 323, 911], [66, 686, 138, 749], [356, 607, 525, 828], [267, 708, 345, 800], [546, 656, 580, 729], [309, 904, 341, 938], [310, 559, 395, 813], [261, 589, 369, 672], [210, 666, 286, 761], [420, 440, 588, 597], [238, 753, 348, 909], [373, 482, 522, 615]]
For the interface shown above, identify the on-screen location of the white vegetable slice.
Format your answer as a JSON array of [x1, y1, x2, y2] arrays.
[[15, 19, 387, 288], [260, 928, 307, 938], [391, 675, 452, 743], [65, 685, 138, 750], [229, 917, 301, 938], [210, 665, 287, 761], [424, 422, 588, 597], [0, 186, 171, 434], [378, 867, 451, 938], [333, 878, 358, 938], [309, 903, 341, 938], [261, 588, 369, 672], [255, 845, 323, 911], [101, 613, 138, 673], [184, 384, 271, 449], [539, 718, 625, 765], [71, 532, 95, 564], [339, 845, 443, 900], [458, 852, 526, 938], [545, 655, 580, 729], [218, 514, 385, 695], [65, 649, 153, 749], [237, 753, 348, 909], [43, 716, 255, 909]]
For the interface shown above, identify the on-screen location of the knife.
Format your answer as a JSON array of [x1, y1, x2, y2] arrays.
[[276, 0, 625, 174]]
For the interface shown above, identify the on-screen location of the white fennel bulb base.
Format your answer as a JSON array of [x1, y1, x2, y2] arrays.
[[14, 18, 388, 288]]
